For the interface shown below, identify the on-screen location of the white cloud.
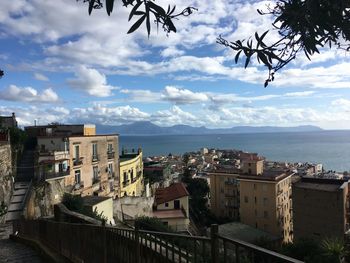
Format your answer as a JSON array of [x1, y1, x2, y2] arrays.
[[120, 89, 162, 103], [152, 106, 200, 126], [33, 72, 49, 81], [161, 86, 209, 104], [67, 66, 118, 97], [0, 85, 58, 103], [160, 47, 185, 58]]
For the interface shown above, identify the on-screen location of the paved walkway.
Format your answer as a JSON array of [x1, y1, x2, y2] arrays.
[[0, 223, 43, 263]]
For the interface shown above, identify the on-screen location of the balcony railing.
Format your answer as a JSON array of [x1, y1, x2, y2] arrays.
[[74, 181, 84, 190], [92, 155, 99, 162], [43, 169, 70, 180], [13, 220, 304, 263], [131, 177, 137, 183], [108, 172, 115, 179], [73, 157, 83, 166], [92, 177, 101, 185], [107, 151, 115, 159]]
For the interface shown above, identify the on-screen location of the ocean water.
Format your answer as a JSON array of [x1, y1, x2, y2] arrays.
[[119, 130, 350, 172]]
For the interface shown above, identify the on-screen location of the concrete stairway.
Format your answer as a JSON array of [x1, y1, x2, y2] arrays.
[[5, 150, 35, 222]]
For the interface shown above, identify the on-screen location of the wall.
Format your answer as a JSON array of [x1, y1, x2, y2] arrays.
[[91, 198, 114, 225], [239, 176, 292, 243], [113, 196, 154, 221], [293, 181, 347, 240], [209, 172, 240, 219], [68, 135, 119, 198], [120, 152, 144, 197], [0, 143, 13, 222]]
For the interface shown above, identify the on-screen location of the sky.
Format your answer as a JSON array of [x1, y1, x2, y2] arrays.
[[0, 0, 350, 129]]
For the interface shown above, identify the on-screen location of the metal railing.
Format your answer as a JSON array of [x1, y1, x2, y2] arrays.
[[12, 219, 303, 263], [73, 157, 83, 166], [43, 169, 70, 180], [107, 151, 115, 159]]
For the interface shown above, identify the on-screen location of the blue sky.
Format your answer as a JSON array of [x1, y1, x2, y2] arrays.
[[1, 0, 350, 129]]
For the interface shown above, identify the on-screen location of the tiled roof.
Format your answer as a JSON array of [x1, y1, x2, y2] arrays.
[[155, 183, 189, 205]]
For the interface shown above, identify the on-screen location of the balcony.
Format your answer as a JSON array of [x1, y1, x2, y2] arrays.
[[73, 157, 83, 166], [108, 172, 115, 179], [92, 155, 99, 162], [107, 151, 115, 159], [39, 150, 70, 162], [122, 180, 130, 187], [131, 177, 137, 183], [43, 169, 70, 181], [74, 181, 84, 190], [92, 176, 101, 185]]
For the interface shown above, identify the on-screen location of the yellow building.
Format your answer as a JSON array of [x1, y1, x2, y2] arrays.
[[119, 148, 144, 197], [210, 156, 293, 243], [210, 170, 240, 220]]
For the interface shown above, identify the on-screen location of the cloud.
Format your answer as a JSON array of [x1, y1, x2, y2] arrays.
[[161, 86, 209, 104], [33, 72, 49, 81], [120, 89, 162, 103], [67, 66, 118, 97], [160, 47, 185, 58], [0, 85, 58, 103], [151, 106, 200, 126]]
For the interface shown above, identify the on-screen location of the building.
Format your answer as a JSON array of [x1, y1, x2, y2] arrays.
[[239, 168, 293, 243], [82, 196, 114, 225], [293, 177, 350, 240], [209, 155, 293, 243], [210, 169, 240, 220], [119, 148, 144, 197], [31, 124, 119, 198], [0, 113, 17, 129], [153, 183, 190, 232]]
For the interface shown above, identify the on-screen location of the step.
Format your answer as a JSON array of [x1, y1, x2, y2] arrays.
[[13, 189, 27, 196], [5, 211, 22, 222], [7, 203, 23, 212]]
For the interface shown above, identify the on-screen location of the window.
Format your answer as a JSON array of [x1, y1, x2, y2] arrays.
[[244, 196, 248, 203], [174, 200, 180, 209], [107, 143, 113, 152], [123, 172, 128, 183], [108, 163, 113, 177], [264, 211, 268, 218], [92, 143, 98, 159], [75, 170, 81, 183], [75, 145, 80, 159], [131, 169, 134, 181], [93, 166, 98, 180], [165, 202, 169, 207], [263, 198, 268, 206]]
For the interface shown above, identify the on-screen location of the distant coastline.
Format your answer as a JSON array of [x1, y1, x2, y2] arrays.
[[119, 130, 350, 172], [97, 121, 323, 136]]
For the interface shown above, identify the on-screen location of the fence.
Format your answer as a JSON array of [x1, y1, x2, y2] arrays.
[[12, 219, 303, 263]]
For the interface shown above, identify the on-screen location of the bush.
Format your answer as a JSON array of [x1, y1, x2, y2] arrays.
[[135, 216, 174, 233], [62, 193, 84, 212]]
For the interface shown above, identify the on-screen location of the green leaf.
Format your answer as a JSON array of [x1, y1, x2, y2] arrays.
[[127, 15, 146, 34], [106, 0, 114, 16]]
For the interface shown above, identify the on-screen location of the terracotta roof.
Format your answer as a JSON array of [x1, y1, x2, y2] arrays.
[[155, 183, 189, 205]]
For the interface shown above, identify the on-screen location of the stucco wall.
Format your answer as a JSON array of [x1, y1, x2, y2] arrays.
[[0, 143, 13, 222]]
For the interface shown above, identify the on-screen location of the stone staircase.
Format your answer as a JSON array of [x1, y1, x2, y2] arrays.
[[5, 150, 34, 222]]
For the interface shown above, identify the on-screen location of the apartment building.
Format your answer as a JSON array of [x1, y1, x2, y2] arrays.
[[32, 124, 119, 198], [239, 169, 293, 243], [210, 169, 240, 220], [209, 155, 293, 243], [119, 148, 144, 197], [293, 177, 350, 240]]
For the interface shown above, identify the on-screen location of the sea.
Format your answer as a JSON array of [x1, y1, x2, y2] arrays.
[[119, 130, 350, 172]]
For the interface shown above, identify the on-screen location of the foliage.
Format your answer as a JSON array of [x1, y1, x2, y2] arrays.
[[62, 193, 84, 211], [0, 201, 8, 217], [280, 237, 346, 263], [9, 127, 27, 149], [217, 0, 350, 86], [135, 216, 174, 233], [78, 0, 196, 37], [62, 193, 108, 223], [0, 69, 3, 78]]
